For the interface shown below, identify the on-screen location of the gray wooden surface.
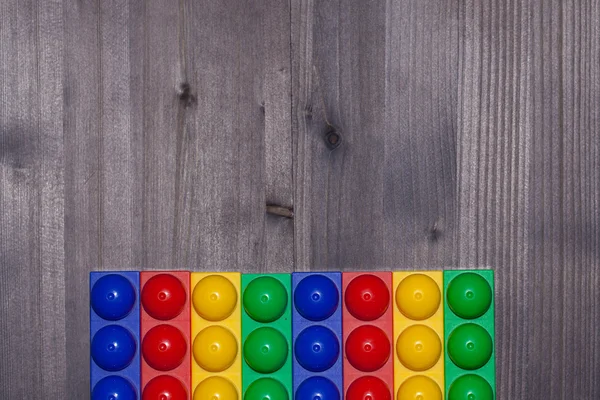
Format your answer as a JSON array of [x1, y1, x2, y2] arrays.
[[0, 0, 598, 399]]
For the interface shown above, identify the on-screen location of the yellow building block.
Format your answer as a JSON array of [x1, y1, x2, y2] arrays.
[[393, 271, 444, 400], [191, 272, 241, 400]]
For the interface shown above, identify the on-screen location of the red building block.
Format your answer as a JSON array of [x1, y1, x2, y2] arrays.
[[342, 272, 394, 400], [140, 271, 191, 399]]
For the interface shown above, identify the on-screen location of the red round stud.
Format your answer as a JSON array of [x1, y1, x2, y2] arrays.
[[344, 275, 390, 321], [142, 274, 186, 320], [142, 375, 187, 400], [345, 325, 390, 372], [346, 376, 391, 400], [142, 324, 187, 371]]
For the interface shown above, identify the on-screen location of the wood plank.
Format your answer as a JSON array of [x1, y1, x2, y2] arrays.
[[0, 2, 42, 396], [457, 0, 600, 398], [0, 0, 66, 397], [138, 0, 181, 269], [176, 0, 293, 273], [97, 0, 141, 268], [527, 1, 600, 398], [263, 0, 294, 272], [382, 0, 459, 267], [291, 0, 458, 271], [457, 2, 533, 398], [63, 1, 100, 397], [37, 0, 66, 397]]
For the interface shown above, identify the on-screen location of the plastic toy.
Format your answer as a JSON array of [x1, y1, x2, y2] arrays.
[[393, 271, 444, 400], [292, 272, 343, 400], [140, 271, 191, 399], [342, 272, 394, 399], [444, 270, 495, 400], [89, 269, 496, 400], [90, 272, 140, 400], [191, 272, 241, 400], [241, 274, 292, 400]]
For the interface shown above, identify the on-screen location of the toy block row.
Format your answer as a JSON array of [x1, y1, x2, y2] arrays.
[[90, 270, 495, 400]]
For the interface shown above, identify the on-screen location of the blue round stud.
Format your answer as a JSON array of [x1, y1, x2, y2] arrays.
[[294, 275, 339, 321], [296, 376, 340, 400], [91, 325, 137, 371], [92, 375, 137, 400], [294, 325, 340, 372], [91, 274, 136, 321]]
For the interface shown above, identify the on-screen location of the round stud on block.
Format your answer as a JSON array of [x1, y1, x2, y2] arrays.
[[296, 376, 340, 400], [92, 375, 137, 400], [244, 378, 289, 400], [193, 275, 237, 322], [396, 375, 442, 400], [91, 325, 136, 371], [294, 274, 339, 321], [345, 325, 391, 372], [448, 374, 493, 400], [446, 273, 492, 319], [294, 325, 340, 372], [142, 375, 187, 400], [447, 323, 493, 370], [396, 324, 442, 371], [243, 326, 288, 373], [141, 274, 186, 320], [142, 324, 187, 371], [243, 276, 288, 323], [395, 274, 441, 320], [91, 274, 136, 321], [193, 376, 238, 400], [345, 376, 391, 400], [344, 275, 390, 321], [193, 325, 238, 372]]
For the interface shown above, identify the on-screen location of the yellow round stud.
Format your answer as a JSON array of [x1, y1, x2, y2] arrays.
[[193, 325, 238, 372], [193, 376, 239, 400], [397, 375, 442, 400], [193, 275, 237, 321], [396, 274, 441, 320], [396, 325, 441, 371]]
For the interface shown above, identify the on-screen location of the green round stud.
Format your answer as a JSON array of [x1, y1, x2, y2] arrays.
[[243, 276, 288, 323], [448, 374, 493, 400], [447, 273, 492, 319], [244, 377, 289, 400], [244, 327, 288, 373], [448, 323, 493, 370]]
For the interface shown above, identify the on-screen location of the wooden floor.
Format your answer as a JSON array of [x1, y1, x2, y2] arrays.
[[0, 0, 598, 398]]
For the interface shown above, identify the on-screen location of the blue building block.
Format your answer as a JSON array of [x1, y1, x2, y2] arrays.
[[90, 272, 141, 400], [292, 272, 343, 400]]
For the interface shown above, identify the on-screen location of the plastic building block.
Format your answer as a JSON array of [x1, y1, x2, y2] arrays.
[[292, 272, 343, 400], [191, 272, 242, 399], [342, 272, 394, 399], [393, 272, 444, 399], [140, 271, 191, 398], [241, 274, 292, 399], [444, 270, 495, 400], [90, 272, 141, 400]]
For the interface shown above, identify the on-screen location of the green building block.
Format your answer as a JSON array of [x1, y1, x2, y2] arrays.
[[241, 274, 292, 400], [444, 270, 496, 400]]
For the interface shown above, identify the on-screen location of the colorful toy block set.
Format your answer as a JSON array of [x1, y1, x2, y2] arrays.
[[90, 270, 495, 400]]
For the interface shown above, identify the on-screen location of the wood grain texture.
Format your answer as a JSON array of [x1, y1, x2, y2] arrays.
[[527, 1, 600, 398], [62, 0, 293, 395], [0, 0, 65, 397], [457, 1, 533, 398], [458, 1, 600, 399], [175, 0, 293, 272], [1, 0, 599, 398], [291, 0, 458, 271]]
